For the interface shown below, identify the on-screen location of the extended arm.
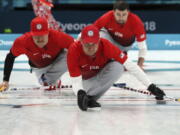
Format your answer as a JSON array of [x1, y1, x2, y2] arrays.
[[137, 40, 147, 69], [123, 59, 166, 99], [0, 51, 16, 91]]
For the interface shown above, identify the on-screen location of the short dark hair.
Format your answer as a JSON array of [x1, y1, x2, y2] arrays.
[[113, 0, 129, 11]]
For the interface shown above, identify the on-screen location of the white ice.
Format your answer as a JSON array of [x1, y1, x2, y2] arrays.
[[0, 50, 180, 135]]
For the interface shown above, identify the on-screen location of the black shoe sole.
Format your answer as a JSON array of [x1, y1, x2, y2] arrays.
[[77, 90, 89, 111]]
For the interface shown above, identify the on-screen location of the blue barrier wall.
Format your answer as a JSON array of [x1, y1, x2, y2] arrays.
[[1, 34, 180, 50], [1, 10, 180, 34]]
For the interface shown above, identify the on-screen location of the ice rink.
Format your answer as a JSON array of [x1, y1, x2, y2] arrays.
[[0, 50, 180, 135]]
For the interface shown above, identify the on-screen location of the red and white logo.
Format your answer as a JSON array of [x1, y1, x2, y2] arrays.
[[36, 24, 42, 30], [88, 30, 94, 37], [90, 66, 99, 70], [33, 52, 39, 56], [120, 53, 125, 58], [115, 32, 123, 38], [81, 64, 88, 68], [42, 54, 51, 59]]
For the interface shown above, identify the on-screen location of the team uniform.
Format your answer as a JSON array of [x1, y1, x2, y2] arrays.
[[4, 29, 74, 85], [32, 0, 62, 31], [67, 38, 151, 100], [94, 10, 147, 57], [68, 25, 165, 111]]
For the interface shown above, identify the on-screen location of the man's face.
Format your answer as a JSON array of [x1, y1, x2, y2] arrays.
[[114, 9, 129, 24], [32, 34, 49, 48], [82, 42, 99, 56]]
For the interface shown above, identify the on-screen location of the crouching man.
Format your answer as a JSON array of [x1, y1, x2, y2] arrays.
[[67, 25, 165, 111], [0, 17, 74, 91]]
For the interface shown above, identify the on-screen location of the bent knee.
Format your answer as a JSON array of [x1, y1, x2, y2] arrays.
[[110, 61, 124, 72]]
